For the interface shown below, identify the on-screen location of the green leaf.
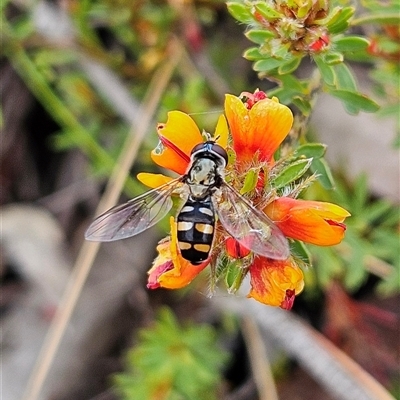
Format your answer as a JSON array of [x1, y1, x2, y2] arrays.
[[329, 89, 380, 113], [364, 200, 393, 224], [225, 261, 248, 293], [34, 49, 76, 67], [327, 6, 355, 34], [273, 158, 313, 189], [294, 143, 327, 159], [310, 158, 335, 189], [334, 62, 357, 91], [311, 246, 343, 287], [243, 47, 264, 60], [332, 63, 359, 113], [322, 52, 344, 65], [277, 74, 306, 93], [226, 2, 254, 23], [240, 169, 259, 195], [253, 57, 283, 72], [333, 36, 370, 52], [291, 240, 312, 266], [352, 13, 400, 25], [342, 234, 369, 291], [352, 173, 368, 212], [292, 96, 312, 115], [245, 29, 274, 44], [114, 307, 228, 400], [314, 55, 336, 86], [253, 2, 282, 20], [9, 15, 35, 39], [278, 56, 302, 75]]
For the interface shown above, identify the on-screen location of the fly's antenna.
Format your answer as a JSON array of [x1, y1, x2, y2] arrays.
[[202, 130, 213, 141]]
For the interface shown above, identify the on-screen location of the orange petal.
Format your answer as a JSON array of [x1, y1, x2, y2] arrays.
[[137, 172, 175, 189], [225, 237, 251, 259], [224, 94, 293, 164], [147, 217, 209, 289], [157, 258, 209, 289], [151, 111, 203, 174], [265, 197, 351, 246], [248, 257, 304, 308]]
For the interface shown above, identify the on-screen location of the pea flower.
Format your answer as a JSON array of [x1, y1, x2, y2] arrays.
[[139, 90, 350, 309]]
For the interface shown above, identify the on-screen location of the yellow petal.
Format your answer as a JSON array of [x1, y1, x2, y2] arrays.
[[147, 217, 209, 290], [151, 111, 203, 174], [137, 172, 175, 189], [248, 257, 304, 307], [214, 114, 229, 149]]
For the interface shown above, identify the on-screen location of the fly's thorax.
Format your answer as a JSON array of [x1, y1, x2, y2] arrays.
[[185, 157, 223, 199]]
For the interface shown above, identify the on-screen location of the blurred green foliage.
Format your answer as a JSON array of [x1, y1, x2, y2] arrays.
[[113, 307, 229, 400]]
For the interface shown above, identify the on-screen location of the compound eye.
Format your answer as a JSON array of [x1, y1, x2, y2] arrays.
[[191, 143, 206, 155], [210, 143, 228, 164]]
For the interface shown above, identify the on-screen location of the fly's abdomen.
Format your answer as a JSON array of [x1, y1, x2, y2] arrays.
[[177, 197, 215, 265]]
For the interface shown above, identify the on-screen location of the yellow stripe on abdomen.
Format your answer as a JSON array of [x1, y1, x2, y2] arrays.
[[195, 223, 214, 235], [193, 243, 211, 253], [177, 221, 194, 231]]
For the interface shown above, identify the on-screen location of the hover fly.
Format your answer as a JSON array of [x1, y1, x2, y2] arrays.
[[85, 141, 289, 264]]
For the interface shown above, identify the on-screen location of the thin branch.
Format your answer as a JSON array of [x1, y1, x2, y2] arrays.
[[241, 316, 280, 400]]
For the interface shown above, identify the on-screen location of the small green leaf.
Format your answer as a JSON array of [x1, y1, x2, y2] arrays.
[[240, 169, 259, 195], [273, 158, 313, 189], [245, 29, 274, 44], [333, 36, 370, 52], [253, 57, 283, 72], [291, 240, 312, 266], [322, 52, 344, 65], [364, 199, 393, 224], [267, 86, 293, 104], [225, 262, 248, 293], [329, 89, 380, 113], [297, 3, 312, 19], [253, 2, 282, 20], [10, 16, 35, 39], [51, 130, 80, 150], [278, 56, 302, 75], [277, 74, 306, 93], [352, 13, 400, 25], [243, 47, 264, 60], [343, 234, 369, 291], [314, 55, 336, 86], [334, 62, 357, 91], [294, 143, 327, 159], [292, 96, 312, 115], [311, 158, 335, 189], [352, 173, 368, 212], [327, 6, 355, 34], [226, 2, 254, 23], [34, 49, 76, 67]]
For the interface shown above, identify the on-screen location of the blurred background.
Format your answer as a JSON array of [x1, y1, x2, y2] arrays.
[[1, 0, 399, 399]]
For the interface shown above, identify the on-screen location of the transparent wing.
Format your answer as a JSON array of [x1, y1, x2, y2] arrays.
[[85, 178, 183, 241], [214, 183, 289, 260]]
